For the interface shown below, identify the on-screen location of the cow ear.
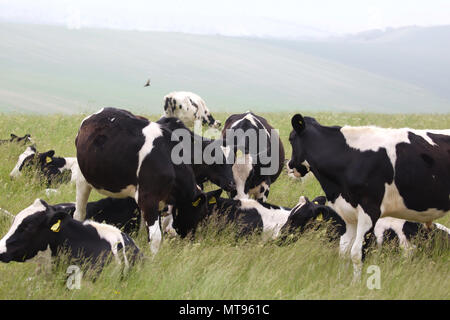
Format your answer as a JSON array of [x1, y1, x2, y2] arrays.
[[312, 196, 327, 206], [192, 193, 206, 207], [10, 133, 17, 139], [291, 114, 306, 134], [47, 210, 70, 233], [46, 150, 55, 157], [207, 189, 222, 204]]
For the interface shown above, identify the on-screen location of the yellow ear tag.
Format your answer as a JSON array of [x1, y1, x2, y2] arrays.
[[192, 198, 201, 207], [314, 201, 319, 204], [298, 120, 303, 125], [46, 156, 52, 164], [236, 149, 243, 158], [208, 197, 216, 204], [50, 219, 61, 232], [316, 213, 323, 222]]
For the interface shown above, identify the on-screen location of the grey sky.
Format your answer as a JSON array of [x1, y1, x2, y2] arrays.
[[1, 0, 450, 37]]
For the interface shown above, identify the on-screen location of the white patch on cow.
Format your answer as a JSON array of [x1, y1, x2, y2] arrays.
[[10, 146, 36, 178], [0, 199, 46, 254], [97, 185, 137, 199], [341, 126, 450, 165], [230, 112, 270, 137], [240, 199, 291, 239], [434, 223, 450, 234], [83, 220, 129, 268], [374, 217, 410, 248], [136, 122, 163, 177], [232, 153, 253, 200], [380, 182, 447, 222], [148, 219, 162, 254], [80, 108, 105, 127], [58, 157, 79, 182]]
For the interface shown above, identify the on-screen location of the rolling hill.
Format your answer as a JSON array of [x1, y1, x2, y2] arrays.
[[0, 23, 449, 114]]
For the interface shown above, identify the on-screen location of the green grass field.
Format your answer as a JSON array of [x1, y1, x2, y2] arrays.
[[0, 111, 448, 299]]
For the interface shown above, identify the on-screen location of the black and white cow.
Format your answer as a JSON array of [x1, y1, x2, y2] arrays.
[[163, 91, 221, 128], [280, 195, 450, 249], [288, 113, 450, 279], [0, 199, 141, 271], [74, 108, 234, 253], [222, 111, 285, 202], [10, 146, 79, 186], [53, 197, 141, 235], [0, 133, 33, 145], [156, 116, 235, 190]]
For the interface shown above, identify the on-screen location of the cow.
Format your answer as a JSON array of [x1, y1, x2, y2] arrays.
[[288, 113, 450, 279], [156, 116, 234, 190], [0, 133, 33, 145], [280, 196, 450, 250], [222, 111, 285, 202], [10, 146, 79, 186], [51, 197, 141, 235], [74, 107, 234, 254], [0, 199, 141, 272], [163, 91, 221, 128]]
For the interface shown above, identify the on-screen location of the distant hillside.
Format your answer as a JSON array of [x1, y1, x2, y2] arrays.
[[0, 23, 449, 114]]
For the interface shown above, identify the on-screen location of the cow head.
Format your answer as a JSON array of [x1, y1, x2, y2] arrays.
[[171, 190, 208, 238], [10, 148, 70, 185], [288, 114, 310, 178], [203, 113, 221, 129], [9, 146, 37, 178], [194, 138, 236, 192], [281, 196, 329, 235], [0, 199, 69, 263]]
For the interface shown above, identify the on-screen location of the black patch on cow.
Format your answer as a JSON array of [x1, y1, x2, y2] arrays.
[[394, 132, 450, 212]]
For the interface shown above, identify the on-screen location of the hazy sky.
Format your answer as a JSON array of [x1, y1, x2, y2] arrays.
[[1, 0, 450, 36]]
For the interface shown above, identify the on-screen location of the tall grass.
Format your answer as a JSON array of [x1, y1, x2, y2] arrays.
[[0, 111, 448, 299]]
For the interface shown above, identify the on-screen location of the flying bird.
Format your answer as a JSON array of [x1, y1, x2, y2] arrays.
[[144, 78, 151, 87]]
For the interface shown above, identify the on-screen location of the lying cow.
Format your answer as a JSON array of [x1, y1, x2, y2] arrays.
[[55, 197, 141, 235], [74, 108, 234, 253], [0, 133, 32, 145], [10, 146, 79, 186], [288, 113, 450, 279], [163, 91, 221, 128], [280, 196, 450, 249], [222, 111, 285, 202], [0, 199, 141, 272]]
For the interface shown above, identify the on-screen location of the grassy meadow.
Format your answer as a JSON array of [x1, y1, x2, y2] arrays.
[[0, 111, 449, 299]]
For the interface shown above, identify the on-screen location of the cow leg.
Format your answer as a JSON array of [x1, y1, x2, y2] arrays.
[[73, 175, 92, 221], [339, 222, 356, 256], [350, 207, 373, 282], [138, 193, 163, 254]]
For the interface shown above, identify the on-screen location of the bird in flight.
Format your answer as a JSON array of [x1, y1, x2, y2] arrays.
[[144, 78, 151, 87]]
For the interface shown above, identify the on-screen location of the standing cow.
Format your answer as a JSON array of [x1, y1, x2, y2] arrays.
[[222, 111, 285, 202], [74, 108, 234, 253], [163, 91, 221, 128], [288, 114, 449, 280]]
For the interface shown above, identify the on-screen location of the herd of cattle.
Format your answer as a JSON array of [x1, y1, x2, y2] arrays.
[[0, 91, 449, 281]]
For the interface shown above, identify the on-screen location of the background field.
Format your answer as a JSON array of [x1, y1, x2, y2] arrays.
[[1, 23, 450, 115], [0, 111, 448, 299]]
